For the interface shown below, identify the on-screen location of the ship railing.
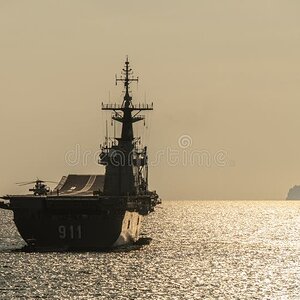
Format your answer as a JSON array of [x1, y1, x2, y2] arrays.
[[131, 103, 153, 110], [102, 103, 123, 110], [101, 103, 153, 111]]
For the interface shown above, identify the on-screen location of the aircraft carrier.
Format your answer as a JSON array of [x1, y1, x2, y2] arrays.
[[0, 58, 160, 250]]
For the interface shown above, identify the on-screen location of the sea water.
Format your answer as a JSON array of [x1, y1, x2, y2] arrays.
[[1, 200, 300, 299]]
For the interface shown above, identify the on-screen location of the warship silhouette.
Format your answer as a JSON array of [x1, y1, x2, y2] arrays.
[[0, 58, 160, 250]]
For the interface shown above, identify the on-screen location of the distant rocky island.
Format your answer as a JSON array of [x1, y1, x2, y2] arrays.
[[286, 185, 300, 200]]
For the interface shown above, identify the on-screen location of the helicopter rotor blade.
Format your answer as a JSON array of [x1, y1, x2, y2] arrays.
[[16, 179, 58, 186], [16, 181, 36, 186]]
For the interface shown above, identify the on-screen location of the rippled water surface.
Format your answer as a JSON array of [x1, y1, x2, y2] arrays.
[[1, 200, 300, 299]]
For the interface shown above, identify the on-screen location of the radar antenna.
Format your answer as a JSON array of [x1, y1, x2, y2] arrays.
[[115, 56, 139, 108]]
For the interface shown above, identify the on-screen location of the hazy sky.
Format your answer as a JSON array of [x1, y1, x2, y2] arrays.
[[1, 0, 300, 199]]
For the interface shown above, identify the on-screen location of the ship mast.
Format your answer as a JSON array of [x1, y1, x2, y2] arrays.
[[115, 56, 138, 141], [101, 57, 153, 145], [100, 58, 153, 196]]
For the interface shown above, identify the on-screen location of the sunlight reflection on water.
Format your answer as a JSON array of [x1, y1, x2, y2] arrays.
[[1, 200, 300, 299]]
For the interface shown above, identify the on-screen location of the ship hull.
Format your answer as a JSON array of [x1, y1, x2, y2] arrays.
[[1, 173, 159, 251], [10, 196, 142, 250]]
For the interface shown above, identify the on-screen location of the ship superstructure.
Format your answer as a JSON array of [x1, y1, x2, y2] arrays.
[[100, 58, 152, 197], [0, 58, 160, 250]]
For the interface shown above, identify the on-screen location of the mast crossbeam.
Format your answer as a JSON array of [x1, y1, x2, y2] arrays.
[[101, 103, 153, 111]]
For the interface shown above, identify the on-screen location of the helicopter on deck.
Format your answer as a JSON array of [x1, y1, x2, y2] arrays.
[[16, 179, 57, 196]]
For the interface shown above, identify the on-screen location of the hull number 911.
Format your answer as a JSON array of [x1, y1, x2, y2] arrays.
[[58, 225, 82, 239]]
